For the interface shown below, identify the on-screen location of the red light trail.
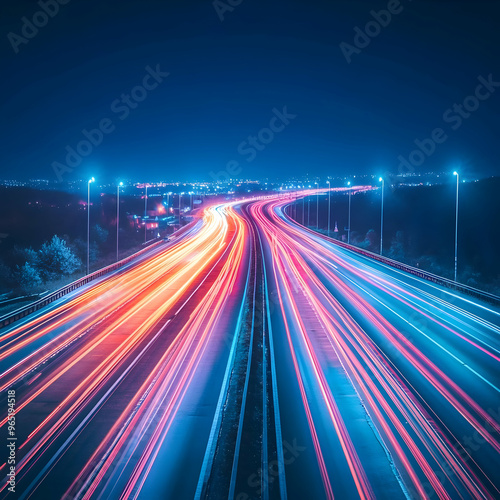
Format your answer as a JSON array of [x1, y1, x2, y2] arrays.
[[0, 194, 498, 499]]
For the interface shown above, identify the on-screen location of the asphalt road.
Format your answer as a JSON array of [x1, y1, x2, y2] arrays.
[[0, 195, 498, 499], [248, 197, 500, 500]]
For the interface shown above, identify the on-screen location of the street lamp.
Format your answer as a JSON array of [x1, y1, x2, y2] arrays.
[[308, 197, 310, 227], [316, 182, 319, 229], [347, 181, 352, 244], [379, 177, 384, 255], [302, 195, 305, 225], [453, 171, 459, 282], [87, 177, 94, 275], [144, 184, 148, 244], [327, 180, 331, 236], [179, 192, 183, 227], [116, 182, 123, 261]]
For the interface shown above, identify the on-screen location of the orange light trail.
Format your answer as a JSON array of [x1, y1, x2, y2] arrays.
[[0, 193, 498, 500]]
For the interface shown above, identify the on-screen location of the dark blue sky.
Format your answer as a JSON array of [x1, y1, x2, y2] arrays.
[[1, 0, 499, 182]]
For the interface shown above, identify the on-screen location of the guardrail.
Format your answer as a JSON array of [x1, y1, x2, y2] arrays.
[[283, 208, 500, 307], [0, 292, 48, 308], [0, 221, 198, 330]]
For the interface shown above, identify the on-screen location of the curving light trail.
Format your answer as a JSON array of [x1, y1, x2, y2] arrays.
[[248, 196, 500, 500], [0, 193, 498, 500]]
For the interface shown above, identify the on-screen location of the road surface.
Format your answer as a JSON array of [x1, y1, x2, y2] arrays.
[[1, 195, 499, 499]]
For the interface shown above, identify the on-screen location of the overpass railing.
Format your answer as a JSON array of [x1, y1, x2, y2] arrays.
[[283, 209, 500, 307], [0, 221, 198, 330]]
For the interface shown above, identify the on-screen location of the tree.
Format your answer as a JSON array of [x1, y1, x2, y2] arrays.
[[37, 235, 82, 281], [92, 224, 109, 245], [415, 255, 449, 279], [12, 245, 38, 268], [388, 231, 406, 262], [359, 229, 378, 252], [0, 260, 13, 292], [71, 238, 99, 263], [14, 262, 43, 293]]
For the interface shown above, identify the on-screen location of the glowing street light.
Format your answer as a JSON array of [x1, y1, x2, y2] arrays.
[[316, 182, 319, 229], [116, 182, 123, 261], [302, 195, 305, 225], [327, 180, 331, 236], [308, 196, 310, 227], [379, 177, 384, 255], [179, 192, 183, 227], [347, 181, 352, 244], [144, 184, 148, 244], [87, 177, 95, 275], [453, 171, 459, 282]]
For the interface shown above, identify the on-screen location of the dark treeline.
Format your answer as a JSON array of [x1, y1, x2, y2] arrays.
[[294, 177, 500, 294], [0, 187, 147, 295], [1, 179, 499, 296]]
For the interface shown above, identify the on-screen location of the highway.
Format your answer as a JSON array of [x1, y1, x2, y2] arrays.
[[1, 194, 499, 499]]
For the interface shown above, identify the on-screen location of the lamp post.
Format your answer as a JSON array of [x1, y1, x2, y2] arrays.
[[327, 180, 331, 236], [302, 196, 305, 225], [379, 177, 384, 255], [87, 177, 94, 275], [453, 171, 459, 282], [179, 192, 182, 227], [144, 184, 148, 244], [316, 182, 319, 229], [116, 182, 123, 261], [347, 181, 352, 244]]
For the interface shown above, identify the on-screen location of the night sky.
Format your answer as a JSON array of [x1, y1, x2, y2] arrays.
[[1, 0, 499, 183]]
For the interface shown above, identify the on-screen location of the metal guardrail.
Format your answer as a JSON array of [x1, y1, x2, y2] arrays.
[[0, 292, 48, 308], [0, 221, 198, 330], [283, 208, 500, 307], [0, 240, 160, 330]]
